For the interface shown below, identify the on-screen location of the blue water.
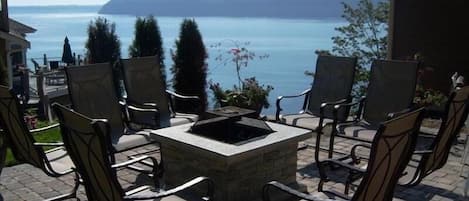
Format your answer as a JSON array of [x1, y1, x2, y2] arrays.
[[9, 6, 346, 115]]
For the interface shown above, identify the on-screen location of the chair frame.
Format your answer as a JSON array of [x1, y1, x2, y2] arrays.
[[275, 55, 357, 134], [327, 59, 419, 158], [64, 63, 158, 153], [53, 103, 214, 201], [0, 85, 79, 201], [263, 108, 425, 201], [120, 56, 200, 129], [401, 86, 469, 186]]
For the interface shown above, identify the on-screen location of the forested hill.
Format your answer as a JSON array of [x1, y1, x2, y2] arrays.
[[99, 0, 367, 19]]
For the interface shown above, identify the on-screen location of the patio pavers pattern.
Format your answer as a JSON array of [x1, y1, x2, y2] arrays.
[[0, 131, 468, 200]]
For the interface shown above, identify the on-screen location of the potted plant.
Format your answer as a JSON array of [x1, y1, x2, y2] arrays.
[[209, 40, 272, 116]]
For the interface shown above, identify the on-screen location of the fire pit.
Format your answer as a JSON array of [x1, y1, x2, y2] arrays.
[[151, 119, 311, 201]]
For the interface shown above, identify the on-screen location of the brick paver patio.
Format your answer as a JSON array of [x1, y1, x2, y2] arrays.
[[1, 127, 468, 200]]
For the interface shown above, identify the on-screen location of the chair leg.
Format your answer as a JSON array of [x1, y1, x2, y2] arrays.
[[328, 130, 336, 159], [464, 175, 469, 198], [461, 134, 469, 176], [45, 172, 80, 201]]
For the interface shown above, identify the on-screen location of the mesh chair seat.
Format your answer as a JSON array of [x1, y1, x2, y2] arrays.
[[170, 113, 198, 127], [45, 147, 75, 173], [112, 129, 153, 152], [336, 121, 379, 142], [280, 113, 333, 130]]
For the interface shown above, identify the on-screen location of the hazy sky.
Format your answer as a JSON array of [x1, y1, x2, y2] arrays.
[[9, 0, 109, 6]]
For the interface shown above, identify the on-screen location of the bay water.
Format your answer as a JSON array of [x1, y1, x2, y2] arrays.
[[10, 6, 345, 115]]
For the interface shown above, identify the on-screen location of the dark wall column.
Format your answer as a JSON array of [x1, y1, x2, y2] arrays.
[[389, 0, 465, 93], [0, 0, 9, 32]]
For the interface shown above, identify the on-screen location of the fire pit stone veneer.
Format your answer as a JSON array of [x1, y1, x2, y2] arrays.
[[151, 122, 311, 201]]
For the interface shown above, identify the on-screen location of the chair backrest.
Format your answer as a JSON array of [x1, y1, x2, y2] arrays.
[[419, 86, 469, 175], [307, 55, 356, 120], [121, 56, 171, 127], [0, 85, 46, 170], [363, 60, 419, 125], [352, 108, 424, 201], [53, 103, 125, 201], [65, 63, 126, 140]]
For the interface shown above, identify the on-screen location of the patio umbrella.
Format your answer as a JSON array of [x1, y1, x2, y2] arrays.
[[61, 36, 74, 65]]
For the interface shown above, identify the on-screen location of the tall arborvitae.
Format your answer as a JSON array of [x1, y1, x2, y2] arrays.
[[171, 19, 208, 113], [0, 54, 7, 86], [85, 17, 122, 95], [129, 16, 166, 86], [85, 17, 121, 64]]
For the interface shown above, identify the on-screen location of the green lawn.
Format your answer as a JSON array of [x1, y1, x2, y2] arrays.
[[4, 120, 62, 166]]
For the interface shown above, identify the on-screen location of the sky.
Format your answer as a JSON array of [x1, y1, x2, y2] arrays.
[[9, 0, 109, 6]]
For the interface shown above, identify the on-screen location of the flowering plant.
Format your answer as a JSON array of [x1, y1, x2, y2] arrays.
[[209, 40, 272, 113], [414, 85, 447, 107], [412, 52, 448, 107]]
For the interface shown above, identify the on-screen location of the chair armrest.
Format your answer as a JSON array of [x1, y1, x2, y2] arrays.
[[111, 155, 158, 169], [356, 96, 366, 120], [124, 185, 152, 197], [125, 103, 161, 128], [166, 90, 202, 115], [413, 150, 433, 155], [34, 142, 64, 147], [30, 123, 60, 134], [166, 90, 200, 101], [275, 89, 311, 121], [316, 98, 349, 131], [333, 96, 365, 122], [320, 99, 349, 109], [124, 176, 214, 200], [332, 102, 358, 123], [127, 105, 158, 113], [262, 181, 335, 201], [350, 144, 372, 163]]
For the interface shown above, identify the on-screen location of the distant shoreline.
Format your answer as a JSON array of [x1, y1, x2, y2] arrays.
[[10, 5, 344, 21], [98, 0, 351, 19]]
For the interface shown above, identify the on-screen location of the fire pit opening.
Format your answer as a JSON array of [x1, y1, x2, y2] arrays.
[[188, 116, 275, 144]]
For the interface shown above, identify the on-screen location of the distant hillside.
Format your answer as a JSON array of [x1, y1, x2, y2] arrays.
[[99, 0, 366, 19]]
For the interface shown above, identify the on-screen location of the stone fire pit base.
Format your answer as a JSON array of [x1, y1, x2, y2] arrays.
[[152, 122, 311, 201]]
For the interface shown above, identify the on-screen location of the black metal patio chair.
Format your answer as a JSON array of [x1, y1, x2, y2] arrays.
[[121, 56, 199, 129], [275, 55, 357, 135], [326, 59, 419, 158], [400, 86, 469, 186], [53, 103, 214, 201], [65, 63, 158, 154], [0, 85, 78, 201], [263, 108, 425, 201]]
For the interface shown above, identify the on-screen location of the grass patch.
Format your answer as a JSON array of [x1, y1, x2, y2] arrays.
[[4, 120, 62, 167]]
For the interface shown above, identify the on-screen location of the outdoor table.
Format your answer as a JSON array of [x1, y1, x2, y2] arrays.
[[151, 121, 311, 201]]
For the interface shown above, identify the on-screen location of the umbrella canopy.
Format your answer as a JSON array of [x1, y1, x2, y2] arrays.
[[61, 36, 74, 65]]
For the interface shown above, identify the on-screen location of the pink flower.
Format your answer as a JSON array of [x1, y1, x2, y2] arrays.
[[231, 48, 241, 54]]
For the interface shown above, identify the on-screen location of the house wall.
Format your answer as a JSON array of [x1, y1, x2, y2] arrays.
[[389, 0, 466, 93]]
